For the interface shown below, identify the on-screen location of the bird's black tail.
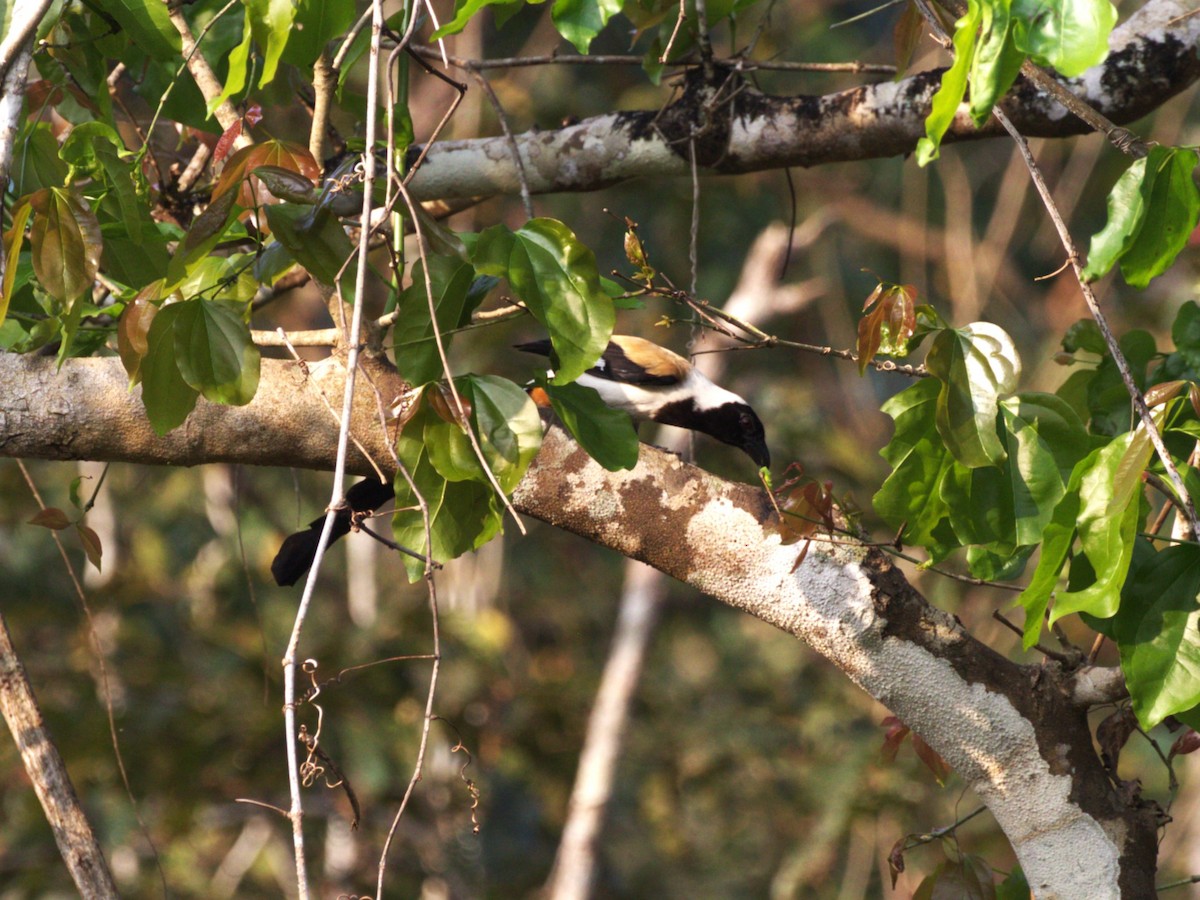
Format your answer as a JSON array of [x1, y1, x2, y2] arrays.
[[271, 478, 396, 586]]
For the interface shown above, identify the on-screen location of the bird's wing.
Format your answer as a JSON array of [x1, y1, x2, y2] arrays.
[[517, 336, 687, 386]]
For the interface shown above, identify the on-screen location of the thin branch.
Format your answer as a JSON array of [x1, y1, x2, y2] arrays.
[[990, 610, 1074, 663], [465, 67, 534, 217], [900, 805, 988, 851], [0, 0, 52, 86], [410, 46, 897, 74], [309, 49, 335, 164], [166, 3, 251, 142], [280, 2, 387, 893]]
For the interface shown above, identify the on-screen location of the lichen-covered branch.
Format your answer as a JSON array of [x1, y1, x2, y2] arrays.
[[407, 0, 1200, 201], [0, 351, 1158, 897]]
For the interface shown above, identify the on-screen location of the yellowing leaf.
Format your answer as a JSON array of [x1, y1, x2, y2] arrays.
[[28, 188, 102, 307]]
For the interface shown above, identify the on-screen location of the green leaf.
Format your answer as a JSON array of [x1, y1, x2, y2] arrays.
[[393, 403, 505, 582], [12, 123, 68, 198], [282, 0, 357, 67], [1011, 0, 1116, 77], [1120, 148, 1200, 288], [432, 0, 524, 40], [942, 392, 1086, 550], [1061, 318, 1106, 355], [995, 866, 1029, 900], [474, 219, 614, 384], [925, 322, 1021, 468], [422, 377, 543, 491], [177, 255, 258, 304], [424, 394, 482, 483], [166, 188, 240, 289], [542, 380, 640, 471], [101, 220, 171, 289], [28, 187, 103, 308], [1051, 434, 1141, 625], [467, 375, 544, 492], [392, 256, 478, 385], [141, 304, 200, 434], [94, 0, 182, 61], [1015, 446, 1095, 647], [252, 165, 319, 204], [1172, 301, 1200, 372], [248, 0, 297, 85], [1114, 543, 1200, 729], [208, 14, 252, 117], [968, 0, 1025, 125], [1082, 153, 1151, 282], [552, 0, 623, 52], [874, 377, 956, 549], [264, 203, 356, 292], [1085, 329, 1157, 436], [171, 299, 261, 405], [915, 0, 979, 166]]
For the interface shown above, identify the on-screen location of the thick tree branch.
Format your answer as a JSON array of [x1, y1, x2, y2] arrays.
[[407, 0, 1200, 201], [0, 351, 1158, 897]]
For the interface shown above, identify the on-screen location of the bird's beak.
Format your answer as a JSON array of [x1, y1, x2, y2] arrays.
[[748, 440, 771, 469]]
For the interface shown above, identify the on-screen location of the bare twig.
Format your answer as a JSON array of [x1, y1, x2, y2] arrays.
[[466, 67, 534, 217], [411, 46, 897, 74], [280, 3, 387, 894]]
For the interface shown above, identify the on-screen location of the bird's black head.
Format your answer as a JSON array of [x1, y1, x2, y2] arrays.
[[719, 402, 771, 468], [657, 399, 771, 468]]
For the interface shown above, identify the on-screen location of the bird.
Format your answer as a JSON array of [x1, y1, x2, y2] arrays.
[[270, 478, 395, 587], [516, 334, 771, 468], [271, 335, 769, 586]]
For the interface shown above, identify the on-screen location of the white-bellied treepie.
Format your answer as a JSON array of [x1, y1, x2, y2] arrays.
[[272, 336, 769, 585]]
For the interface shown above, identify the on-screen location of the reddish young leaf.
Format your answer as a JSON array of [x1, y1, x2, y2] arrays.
[[212, 120, 243, 168], [243, 104, 263, 127], [880, 715, 911, 763], [26, 79, 64, 109], [118, 291, 160, 384], [856, 282, 918, 374], [888, 836, 907, 888], [212, 139, 321, 209], [1144, 379, 1185, 408], [75, 523, 103, 570], [775, 468, 835, 545], [911, 733, 950, 786], [1189, 383, 1200, 420], [29, 507, 71, 530], [1169, 729, 1200, 759], [428, 381, 472, 426]]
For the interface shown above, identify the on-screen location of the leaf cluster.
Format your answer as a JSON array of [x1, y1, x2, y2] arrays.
[[873, 303, 1200, 731]]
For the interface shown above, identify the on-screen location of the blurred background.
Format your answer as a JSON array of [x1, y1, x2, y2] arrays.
[[2, 0, 1199, 896]]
